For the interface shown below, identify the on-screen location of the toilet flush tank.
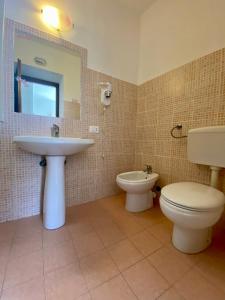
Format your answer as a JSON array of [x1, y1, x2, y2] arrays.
[[187, 126, 225, 168]]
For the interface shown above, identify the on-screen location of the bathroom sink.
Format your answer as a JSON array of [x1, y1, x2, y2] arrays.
[[13, 135, 94, 230], [13, 136, 94, 156]]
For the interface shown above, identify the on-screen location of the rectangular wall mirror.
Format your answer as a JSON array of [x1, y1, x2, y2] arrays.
[[14, 32, 82, 120]]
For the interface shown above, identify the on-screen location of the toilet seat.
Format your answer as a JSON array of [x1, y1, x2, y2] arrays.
[[160, 183, 225, 253], [161, 182, 225, 212], [161, 196, 216, 212]]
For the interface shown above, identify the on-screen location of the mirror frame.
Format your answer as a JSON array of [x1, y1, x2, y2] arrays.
[[4, 18, 87, 121], [0, 0, 5, 122]]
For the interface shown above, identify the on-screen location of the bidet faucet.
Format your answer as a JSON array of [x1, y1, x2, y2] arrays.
[[144, 165, 152, 174], [51, 124, 59, 137]]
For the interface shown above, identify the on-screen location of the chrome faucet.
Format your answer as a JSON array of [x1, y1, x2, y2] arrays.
[[144, 165, 152, 174], [51, 124, 59, 137]]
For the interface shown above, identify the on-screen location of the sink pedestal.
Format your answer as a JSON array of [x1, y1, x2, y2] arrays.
[[43, 156, 66, 229], [13, 135, 94, 230]]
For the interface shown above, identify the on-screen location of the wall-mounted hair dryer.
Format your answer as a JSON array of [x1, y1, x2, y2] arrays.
[[98, 82, 112, 107]]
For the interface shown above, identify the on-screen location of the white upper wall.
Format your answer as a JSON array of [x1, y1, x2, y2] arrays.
[[5, 0, 140, 84], [138, 0, 225, 84], [6, 0, 225, 85], [117, 0, 156, 15]]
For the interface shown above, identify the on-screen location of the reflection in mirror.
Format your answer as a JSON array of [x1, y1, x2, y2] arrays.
[[14, 34, 81, 119]]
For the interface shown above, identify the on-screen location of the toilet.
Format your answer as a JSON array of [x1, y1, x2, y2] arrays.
[[160, 182, 225, 253], [116, 171, 159, 212], [160, 126, 225, 254]]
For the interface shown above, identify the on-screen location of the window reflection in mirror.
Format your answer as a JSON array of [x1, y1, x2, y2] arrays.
[[14, 34, 81, 120]]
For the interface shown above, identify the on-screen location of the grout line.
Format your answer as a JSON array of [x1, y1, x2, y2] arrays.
[[192, 264, 225, 296], [1, 251, 45, 292], [69, 225, 91, 297], [70, 214, 129, 295], [2, 197, 225, 299], [120, 272, 139, 300], [40, 228, 47, 300], [0, 223, 17, 297], [92, 204, 195, 299]]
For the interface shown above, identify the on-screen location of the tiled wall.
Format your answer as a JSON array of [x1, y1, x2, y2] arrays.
[[2, 19, 225, 223], [0, 20, 137, 222], [135, 49, 225, 191]]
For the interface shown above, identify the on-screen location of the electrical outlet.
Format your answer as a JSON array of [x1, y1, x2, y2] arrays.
[[89, 126, 99, 133]]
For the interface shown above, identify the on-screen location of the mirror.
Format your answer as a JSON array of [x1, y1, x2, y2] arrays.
[[14, 33, 81, 120]]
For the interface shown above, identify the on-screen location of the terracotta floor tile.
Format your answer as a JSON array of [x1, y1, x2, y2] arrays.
[[196, 250, 225, 293], [94, 221, 126, 247], [97, 194, 125, 212], [81, 203, 109, 222], [130, 230, 162, 256], [1, 276, 45, 300], [90, 214, 116, 228], [45, 263, 87, 300], [133, 206, 165, 228], [108, 239, 143, 271], [114, 216, 144, 237], [4, 250, 43, 289], [158, 288, 184, 300], [147, 221, 172, 244], [10, 232, 42, 259], [0, 256, 8, 291], [105, 207, 130, 221], [75, 293, 92, 300], [148, 245, 192, 284], [66, 208, 90, 225], [90, 274, 137, 300], [0, 222, 16, 243], [15, 216, 42, 238], [168, 244, 200, 266], [1, 195, 225, 300], [0, 241, 11, 260], [175, 268, 225, 300], [67, 221, 94, 240], [122, 259, 169, 300], [73, 231, 104, 258], [80, 249, 119, 289], [43, 240, 77, 273], [43, 227, 70, 248]]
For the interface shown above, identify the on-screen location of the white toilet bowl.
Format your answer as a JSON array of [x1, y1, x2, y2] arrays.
[[116, 171, 159, 212], [160, 182, 225, 254]]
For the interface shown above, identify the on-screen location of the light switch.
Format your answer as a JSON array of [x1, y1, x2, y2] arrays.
[[89, 126, 99, 133]]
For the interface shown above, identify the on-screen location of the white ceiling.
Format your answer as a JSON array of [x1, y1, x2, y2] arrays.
[[117, 0, 156, 14]]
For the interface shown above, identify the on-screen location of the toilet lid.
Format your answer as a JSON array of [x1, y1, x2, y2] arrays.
[[161, 182, 225, 211]]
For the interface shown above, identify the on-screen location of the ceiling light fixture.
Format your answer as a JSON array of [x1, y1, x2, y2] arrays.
[[41, 5, 74, 32]]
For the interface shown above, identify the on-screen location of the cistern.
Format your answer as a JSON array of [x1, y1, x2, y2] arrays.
[[160, 126, 225, 253]]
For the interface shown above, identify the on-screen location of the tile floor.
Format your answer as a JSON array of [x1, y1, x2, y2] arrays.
[[0, 194, 225, 299]]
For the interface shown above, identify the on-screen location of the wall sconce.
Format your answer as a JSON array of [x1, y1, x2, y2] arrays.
[[41, 5, 74, 32]]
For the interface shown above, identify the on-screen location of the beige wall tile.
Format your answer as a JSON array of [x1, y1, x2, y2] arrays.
[[0, 20, 137, 222], [2, 19, 225, 223], [136, 48, 225, 192]]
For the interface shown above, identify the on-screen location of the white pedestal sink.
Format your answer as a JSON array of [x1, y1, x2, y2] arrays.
[[13, 136, 94, 229]]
